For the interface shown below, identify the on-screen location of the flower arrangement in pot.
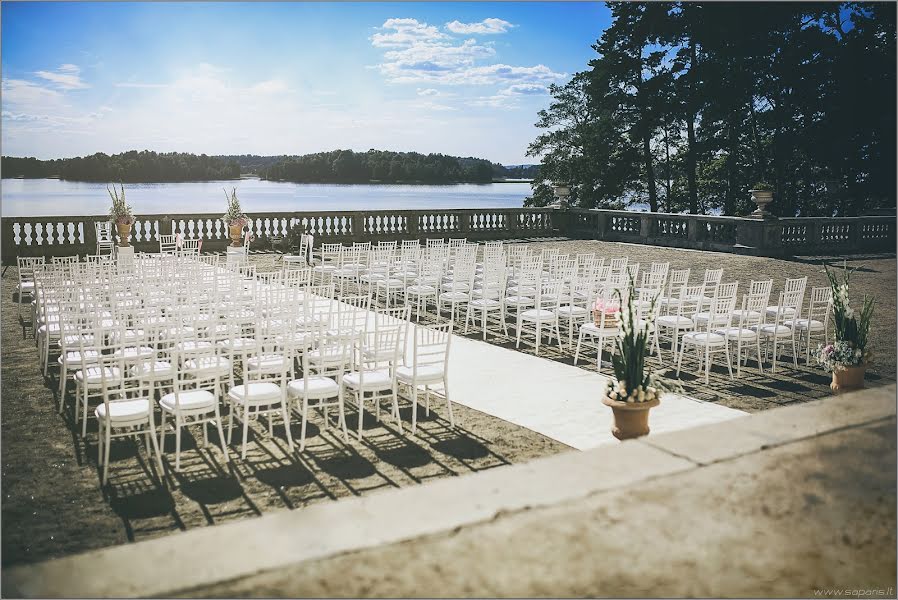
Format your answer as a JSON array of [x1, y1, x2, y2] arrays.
[[107, 183, 135, 247], [817, 261, 874, 393], [601, 276, 681, 440], [223, 187, 249, 247]]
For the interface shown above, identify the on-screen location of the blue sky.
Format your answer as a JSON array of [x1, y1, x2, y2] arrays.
[[1, 2, 610, 164]]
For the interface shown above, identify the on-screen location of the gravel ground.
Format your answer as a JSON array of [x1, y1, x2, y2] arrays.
[[1, 241, 894, 566]]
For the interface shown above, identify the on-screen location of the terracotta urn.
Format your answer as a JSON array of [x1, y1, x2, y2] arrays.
[[603, 396, 660, 440], [830, 364, 866, 394], [228, 223, 244, 247], [116, 222, 132, 247]]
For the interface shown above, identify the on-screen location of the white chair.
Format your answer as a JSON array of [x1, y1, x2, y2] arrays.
[[405, 256, 442, 320], [657, 284, 703, 362], [556, 274, 595, 350], [466, 258, 508, 340], [787, 286, 831, 364], [677, 293, 737, 384], [159, 340, 230, 471], [516, 280, 563, 356], [94, 340, 163, 485], [227, 330, 295, 460], [95, 222, 115, 256], [756, 288, 804, 373], [288, 334, 352, 450], [342, 327, 402, 440], [766, 277, 807, 320], [159, 234, 177, 254], [716, 292, 766, 376], [397, 321, 453, 435], [574, 286, 621, 370]]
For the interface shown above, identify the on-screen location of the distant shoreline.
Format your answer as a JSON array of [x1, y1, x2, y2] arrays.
[[2, 176, 532, 186]]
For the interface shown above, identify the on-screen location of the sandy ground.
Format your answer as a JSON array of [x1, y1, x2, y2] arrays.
[[1, 241, 893, 566]]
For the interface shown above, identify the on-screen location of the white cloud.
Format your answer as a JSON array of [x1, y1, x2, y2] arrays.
[[33, 64, 89, 89], [115, 82, 169, 89], [445, 18, 514, 35], [417, 88, 440, 96], [469, 83, 550, 109], [370, 18, 449, 48]]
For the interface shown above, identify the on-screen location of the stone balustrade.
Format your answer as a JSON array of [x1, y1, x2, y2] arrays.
[[1, 206, 893, 263], [0, 208, 559, 261]]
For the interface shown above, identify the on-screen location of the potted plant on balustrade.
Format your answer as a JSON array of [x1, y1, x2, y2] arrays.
[[223, 187, 249, 247], [107, 183, 135, 247], [601, 277, 681, 440], [817, 261, 874, 393]]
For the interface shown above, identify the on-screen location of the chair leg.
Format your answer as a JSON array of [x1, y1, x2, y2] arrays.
[[338, 389, 349, 442], [444, 378, 454, 427], [574, 331, 583, 365], [241, 409, 250, 460], [411, 386, 418, 435], [102, 424, 111, 486], [175, 417, 182, 472], [299, 397, 309, 451], [215, 409, 229, 463], [357, 392, 364, 441]]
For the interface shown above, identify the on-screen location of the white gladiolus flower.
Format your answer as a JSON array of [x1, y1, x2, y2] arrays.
[[626, 395, 635, 403], [637, 390, 645, 402], [609, 391, 618, 400]]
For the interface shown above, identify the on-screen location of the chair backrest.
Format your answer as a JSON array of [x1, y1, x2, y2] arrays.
[[515, 258, 542, 291], [702, 293, 736, 332], [302, 332, 352, 380], [736, 292, 768, 328], [609, 257, 628, 274], [159, 234, 177, 254], [283, 267, 312, 287], [665, 269, 691, 297], [332, 295, 371, 338], [748, 279, 774, 299], [774, 289, 804, 324], [536, 279, 564, 310], [806, 286, 832, 323], [703, 268, 724, 287], [409, 321, 452, 376], [714, 281, 740, 302], [95, 221, 114, 243], [675, 284, 706, 318]]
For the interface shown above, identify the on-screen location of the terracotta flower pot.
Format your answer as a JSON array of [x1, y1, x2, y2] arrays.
[[830, 364, 866, 393], [116, 222, 132, 247], [602, 396, 660, 440], [228, 223, 244, 247]]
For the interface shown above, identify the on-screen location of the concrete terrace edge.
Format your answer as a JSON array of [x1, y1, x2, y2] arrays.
[[3, 385, 895, 598]]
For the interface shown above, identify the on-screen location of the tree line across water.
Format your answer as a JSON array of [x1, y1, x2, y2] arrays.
[[1, 151, 240, 182], [527, 2, 896, 216], [1, 150, 538, 184]]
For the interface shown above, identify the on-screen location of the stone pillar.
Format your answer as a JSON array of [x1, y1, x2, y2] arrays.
[[594, 212, 608, 241], [458, 212, 471, 238], [351, 213, 366, 243]]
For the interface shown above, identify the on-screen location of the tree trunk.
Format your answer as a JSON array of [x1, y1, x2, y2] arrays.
[[725, 112, 739, 216], [642, 132, 658, 212], [685, 115, 698, 214], [663, 116, 673, 212], [685, 41, 699, 214]]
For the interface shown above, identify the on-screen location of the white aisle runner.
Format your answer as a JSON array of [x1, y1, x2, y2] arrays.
[[444, 332, 748, 450]]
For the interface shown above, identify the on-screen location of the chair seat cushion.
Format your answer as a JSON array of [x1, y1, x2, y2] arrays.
[[183, 356, 232, 376], [556, 305, 588, 317], [246, 354, 291, 372], [228, 382, 283, 404], [468, 298, 500, 308], [287, 376, 339, 399], [96, 398, 151, 422], [520, 308, 555, 320], [756, 324, 792, 337], [657, 315, 693, 328], [342, 368, 393, 391], [784, 318, 824, 331], [716, 327, 758, 340], [75, 366, 122, 384], [160, 389, 217, 412], [396, 364, 444, 383], [504, 296, 534, 307], [681, 332, 727, 345], [439, 291, 469, 302], [580, 322, 619, 334], [731, 309, 763, 322], [216, 338, 256, 350], [765, 305, 797, 318], [692, 312, 730, 326], [130, 361, 175, 380], [112, 346, 156, 360], [406, 285, 436, 295], [58, 350, 100, 365]]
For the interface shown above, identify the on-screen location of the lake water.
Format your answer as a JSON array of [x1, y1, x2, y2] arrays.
[[0, 178, 533, 217]]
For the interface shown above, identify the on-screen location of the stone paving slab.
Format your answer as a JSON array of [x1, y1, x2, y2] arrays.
[[446, 331, 748, 449]]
